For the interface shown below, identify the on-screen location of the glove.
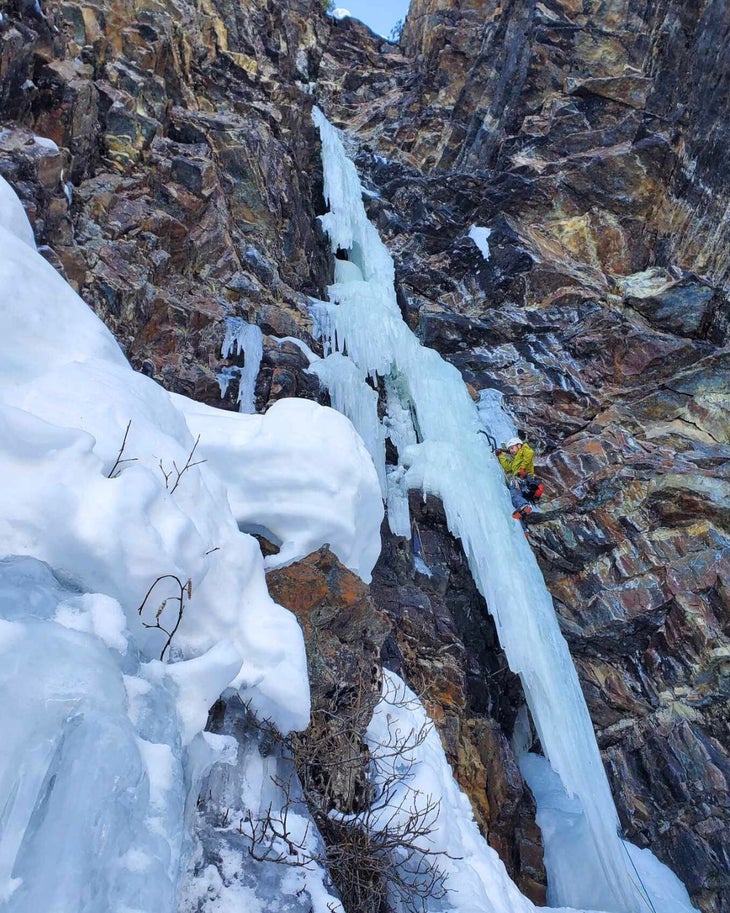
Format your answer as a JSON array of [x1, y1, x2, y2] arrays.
[[495, 448, 503, 456], [518, 468, 527, 477]]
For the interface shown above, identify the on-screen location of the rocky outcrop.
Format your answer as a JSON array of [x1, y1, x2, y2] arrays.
[[0, 0, 331, 405], [396, 0, 730, 289], [267, 546, 391, 814]]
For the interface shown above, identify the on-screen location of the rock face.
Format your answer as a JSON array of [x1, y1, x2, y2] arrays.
[[267, 546, 390, 815], [1, 0, 330, 405], [371, 495, 547, 903], [1, 0, 729, 911], [321, 7, 730, 907]]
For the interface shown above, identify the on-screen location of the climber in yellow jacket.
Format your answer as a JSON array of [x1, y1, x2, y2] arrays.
[[496, 437, 544, 521], [497, 437, 535, 479]]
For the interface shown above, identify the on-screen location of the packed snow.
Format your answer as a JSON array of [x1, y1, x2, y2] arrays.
[[361, 672, 599, 913], [173, 392, 383, 581], [311, 107, 697, 913], [0, 173, 380, 911], [468, 224, 492, 261]]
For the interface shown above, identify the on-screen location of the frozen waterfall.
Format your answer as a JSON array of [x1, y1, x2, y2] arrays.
[[311, 107, 654, 913]]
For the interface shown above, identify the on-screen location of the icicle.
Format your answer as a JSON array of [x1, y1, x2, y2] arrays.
[[312, 105, 651, 913], [307, 352, 386, 493], [219, 318, 263, 414], [309, 298, 337, 357], [385, 465, 410, 538], [384, 373, 418, 455]]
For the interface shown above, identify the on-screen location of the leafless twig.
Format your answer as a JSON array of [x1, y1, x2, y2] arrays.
[[107, 420, 138, 478], [137, 573, 192, 660], [159, 435, 205, 494], [241, 673, 454, 913]]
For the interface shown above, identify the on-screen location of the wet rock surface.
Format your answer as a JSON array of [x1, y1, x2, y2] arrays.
[[1, 0, 729, 909]]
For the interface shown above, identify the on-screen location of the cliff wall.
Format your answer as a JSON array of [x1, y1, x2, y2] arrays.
[[0, 1, 727, 909]]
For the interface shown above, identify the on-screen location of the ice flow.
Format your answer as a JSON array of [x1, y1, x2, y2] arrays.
[[311, 106, 651, 913]]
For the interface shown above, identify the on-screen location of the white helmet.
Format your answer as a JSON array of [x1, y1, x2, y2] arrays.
[[506, 437, 522, 448]]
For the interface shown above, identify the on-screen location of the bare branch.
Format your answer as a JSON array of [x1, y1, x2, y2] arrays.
[[158, 435, 206, 494], [107, 420, 138, 478], [137, 573, 192, 660], [240, 675, 454, 913]]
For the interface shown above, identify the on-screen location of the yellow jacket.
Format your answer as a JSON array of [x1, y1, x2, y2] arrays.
[[498, 442, 535, 478]]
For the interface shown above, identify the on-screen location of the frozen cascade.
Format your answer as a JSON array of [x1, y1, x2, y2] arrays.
[[312, 107, 661, 913], [220, 317, 263, 414], [519, 753, 697, 913], [308, 352, 386, 492]]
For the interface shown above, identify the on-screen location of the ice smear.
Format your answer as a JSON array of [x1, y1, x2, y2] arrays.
[[386, 465, 411, 537], [220, 317, 263, 413], [520, 753, 697, 913], [412, 554, 433, 577], [312, 106, 671, 913]]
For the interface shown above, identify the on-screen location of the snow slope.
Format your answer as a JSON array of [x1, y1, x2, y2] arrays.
[[0, 175, 379, 910]]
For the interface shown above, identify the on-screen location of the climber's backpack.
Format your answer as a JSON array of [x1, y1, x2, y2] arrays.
[[521, 477, 544, 502]]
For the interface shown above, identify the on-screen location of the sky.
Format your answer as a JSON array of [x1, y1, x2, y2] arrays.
[[332, 1, 411, 39]]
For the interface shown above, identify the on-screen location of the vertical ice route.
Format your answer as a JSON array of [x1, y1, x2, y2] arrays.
[[311, 107, 647, 913]]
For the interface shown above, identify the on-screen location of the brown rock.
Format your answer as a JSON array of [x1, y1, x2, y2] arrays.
[[267, 546, 391, 812]]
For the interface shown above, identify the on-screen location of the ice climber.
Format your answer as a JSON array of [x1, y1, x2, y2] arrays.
[[496, 437, 544, 522]]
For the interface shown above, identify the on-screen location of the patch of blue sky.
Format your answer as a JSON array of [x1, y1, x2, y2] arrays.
[[332, 1, 410, 40]]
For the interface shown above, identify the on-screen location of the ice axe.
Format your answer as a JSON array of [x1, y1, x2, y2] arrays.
[[478, 429, 498, 452]]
